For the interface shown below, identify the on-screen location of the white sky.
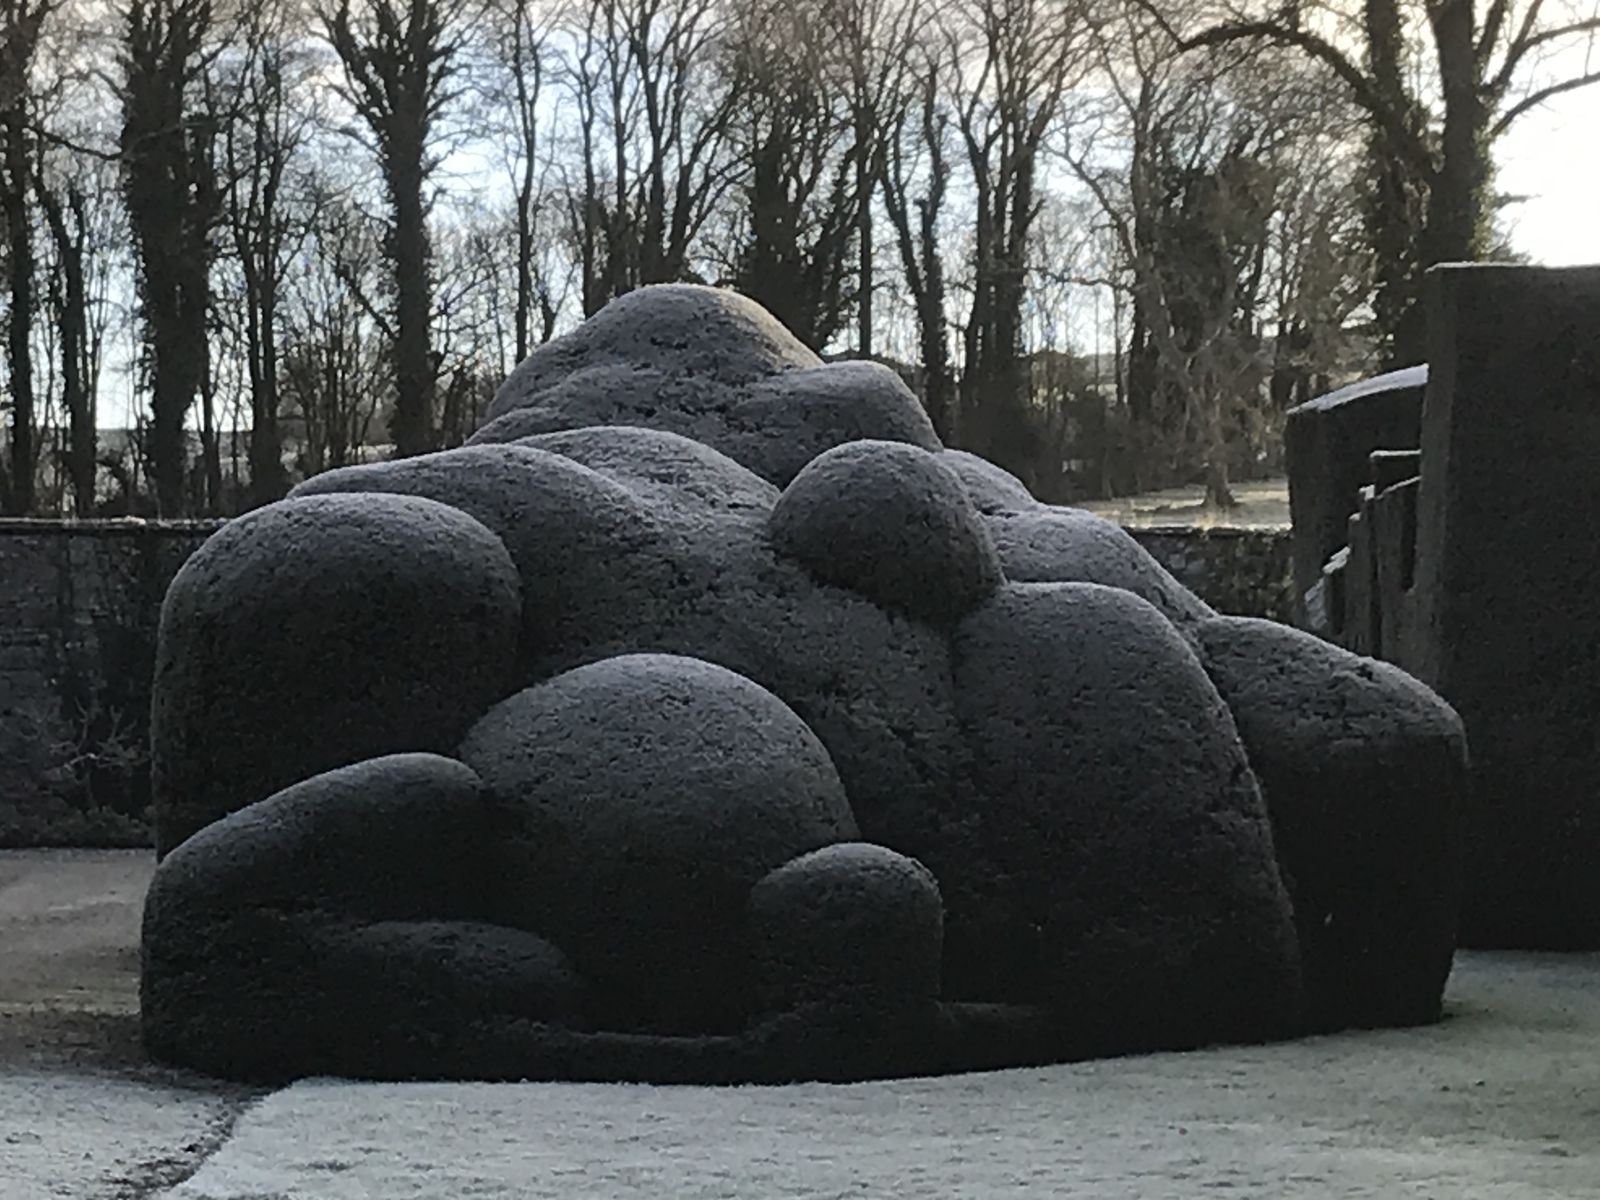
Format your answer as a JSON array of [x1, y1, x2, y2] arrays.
[[1495, 53, 1600, 265]]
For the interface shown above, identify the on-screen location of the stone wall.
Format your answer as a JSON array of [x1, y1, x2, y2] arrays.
[[1129, 526, 1296, 625], [0, 515, 1291, 848], [0, 519, 220, 846]]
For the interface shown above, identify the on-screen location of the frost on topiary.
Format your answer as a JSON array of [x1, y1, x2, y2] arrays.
[[142, 283, 1468, 1084], [1197, 615, 1467, 1031], [149, 492, 522, 856], [769, 440, 1002, 625], [470, 284, 941, 485], [458, 654, 859, 1035], [748, 842, 945, 1012]]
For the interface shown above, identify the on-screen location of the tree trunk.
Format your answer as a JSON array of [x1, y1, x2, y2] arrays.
[[982, 164, 1036, 479], [248, 272, 285, 505], [856, 102, 873, 358], [241, 241, 286, 506], [1424, 0, 1488, 271], [919, 295, 953, 442], [121, 0, 216, 517], [2, 108, 35, 514], [1204, 454, 1237, 510], [1361, 0, 1439, 365], [197, 328, 221, 513], [917, 190, 953, 441], [388, 149, 436, 457], [36, 177, 95, 515], [512, 35, 539, 362], [515, 161, 534, 361], [148, 327, 195, 517], [961, 177, 993, 455]]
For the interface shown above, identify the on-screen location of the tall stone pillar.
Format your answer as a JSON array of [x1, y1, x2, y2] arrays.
[[1405, 264, 1600, 946]]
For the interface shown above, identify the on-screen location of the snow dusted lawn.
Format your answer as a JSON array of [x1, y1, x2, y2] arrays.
[[165, 953, 1600, 1200], [7, 854, 1599, 1199]]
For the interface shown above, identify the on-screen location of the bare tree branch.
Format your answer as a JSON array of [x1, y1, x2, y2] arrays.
[[1150, 10, 1436, 181], [1492, 66, 1600, 135], [1492, 15, 1600, 95]]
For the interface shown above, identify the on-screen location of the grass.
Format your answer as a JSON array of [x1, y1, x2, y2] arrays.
[[1077, 477, 1291, 531]]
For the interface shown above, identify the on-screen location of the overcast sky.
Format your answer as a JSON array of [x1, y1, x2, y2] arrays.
[[1497, 57, 1600, 266]]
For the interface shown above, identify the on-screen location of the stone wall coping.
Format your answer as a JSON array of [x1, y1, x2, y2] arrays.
[[0, 518, 230, 536], [1124, 524, 1287, 538], [0, 516, 1285, 539]]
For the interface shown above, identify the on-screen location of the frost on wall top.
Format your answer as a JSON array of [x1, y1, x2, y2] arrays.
[[141, 285, 1468, 1084]]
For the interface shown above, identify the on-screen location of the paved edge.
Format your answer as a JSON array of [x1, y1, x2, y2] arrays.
[[112, 1092, 264, 1200]]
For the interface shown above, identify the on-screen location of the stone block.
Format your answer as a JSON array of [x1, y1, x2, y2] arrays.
[[1406, 264, 1600, 947], [1286, 367, 1425, 623]]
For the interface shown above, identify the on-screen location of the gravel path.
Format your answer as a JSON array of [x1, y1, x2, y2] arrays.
[[6, 850, 1599, 1199]]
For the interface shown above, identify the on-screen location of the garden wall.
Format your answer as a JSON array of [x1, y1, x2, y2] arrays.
[[0, 516, 1291, 847]]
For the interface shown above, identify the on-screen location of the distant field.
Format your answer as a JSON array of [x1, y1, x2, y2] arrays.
[[1078, 477, 1291, 531]]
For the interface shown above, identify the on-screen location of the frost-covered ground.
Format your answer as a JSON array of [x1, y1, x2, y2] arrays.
[[1, 850, 261, 1199], [1078, 478, 1291, 530], [6, 851, 1599, 1200]]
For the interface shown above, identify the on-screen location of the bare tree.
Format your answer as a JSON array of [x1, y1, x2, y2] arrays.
[[19, 2, 129, 515], [321, 0, 473, 457], [718, 0, 861, 349], [1262, 120, 1372, 410], [118, 0, 221, 515], [431, 214, 504, 445], [35, 92, 125, 516], [947, 0, 1089, 479], [832, 0, 919, 357], [1065, 12, 1359, 507], [485, 0, 564, 360], [879, 19, 955, 439], [280, 183, 389, 475], [1, 0, 55, 512], [561, 0, 743, 313], [34, 167, 91, 511], [1152, 0, 1600, 361], [219, 0, 313, 506]]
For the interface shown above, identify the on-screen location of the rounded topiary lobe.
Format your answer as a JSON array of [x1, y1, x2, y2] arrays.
[[938, 449, 1037, 514], [483, 285, 943, 487], [289, 443, 670, 673], [944, 582, 1303, 1048], [1197, 614, 1467, 1030], [726, 361, 943, 486], [769, 440, 1002, 625], [459, 425, 964, 868], [748, 842, 944, 1012], [983, 507, 1215, 635], [520, 425, 781, 514], [150, 493, 522, 856], [459, 653, 859, 1034], [490, 284, 821, 419], [141, 754, 584, 1081]]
